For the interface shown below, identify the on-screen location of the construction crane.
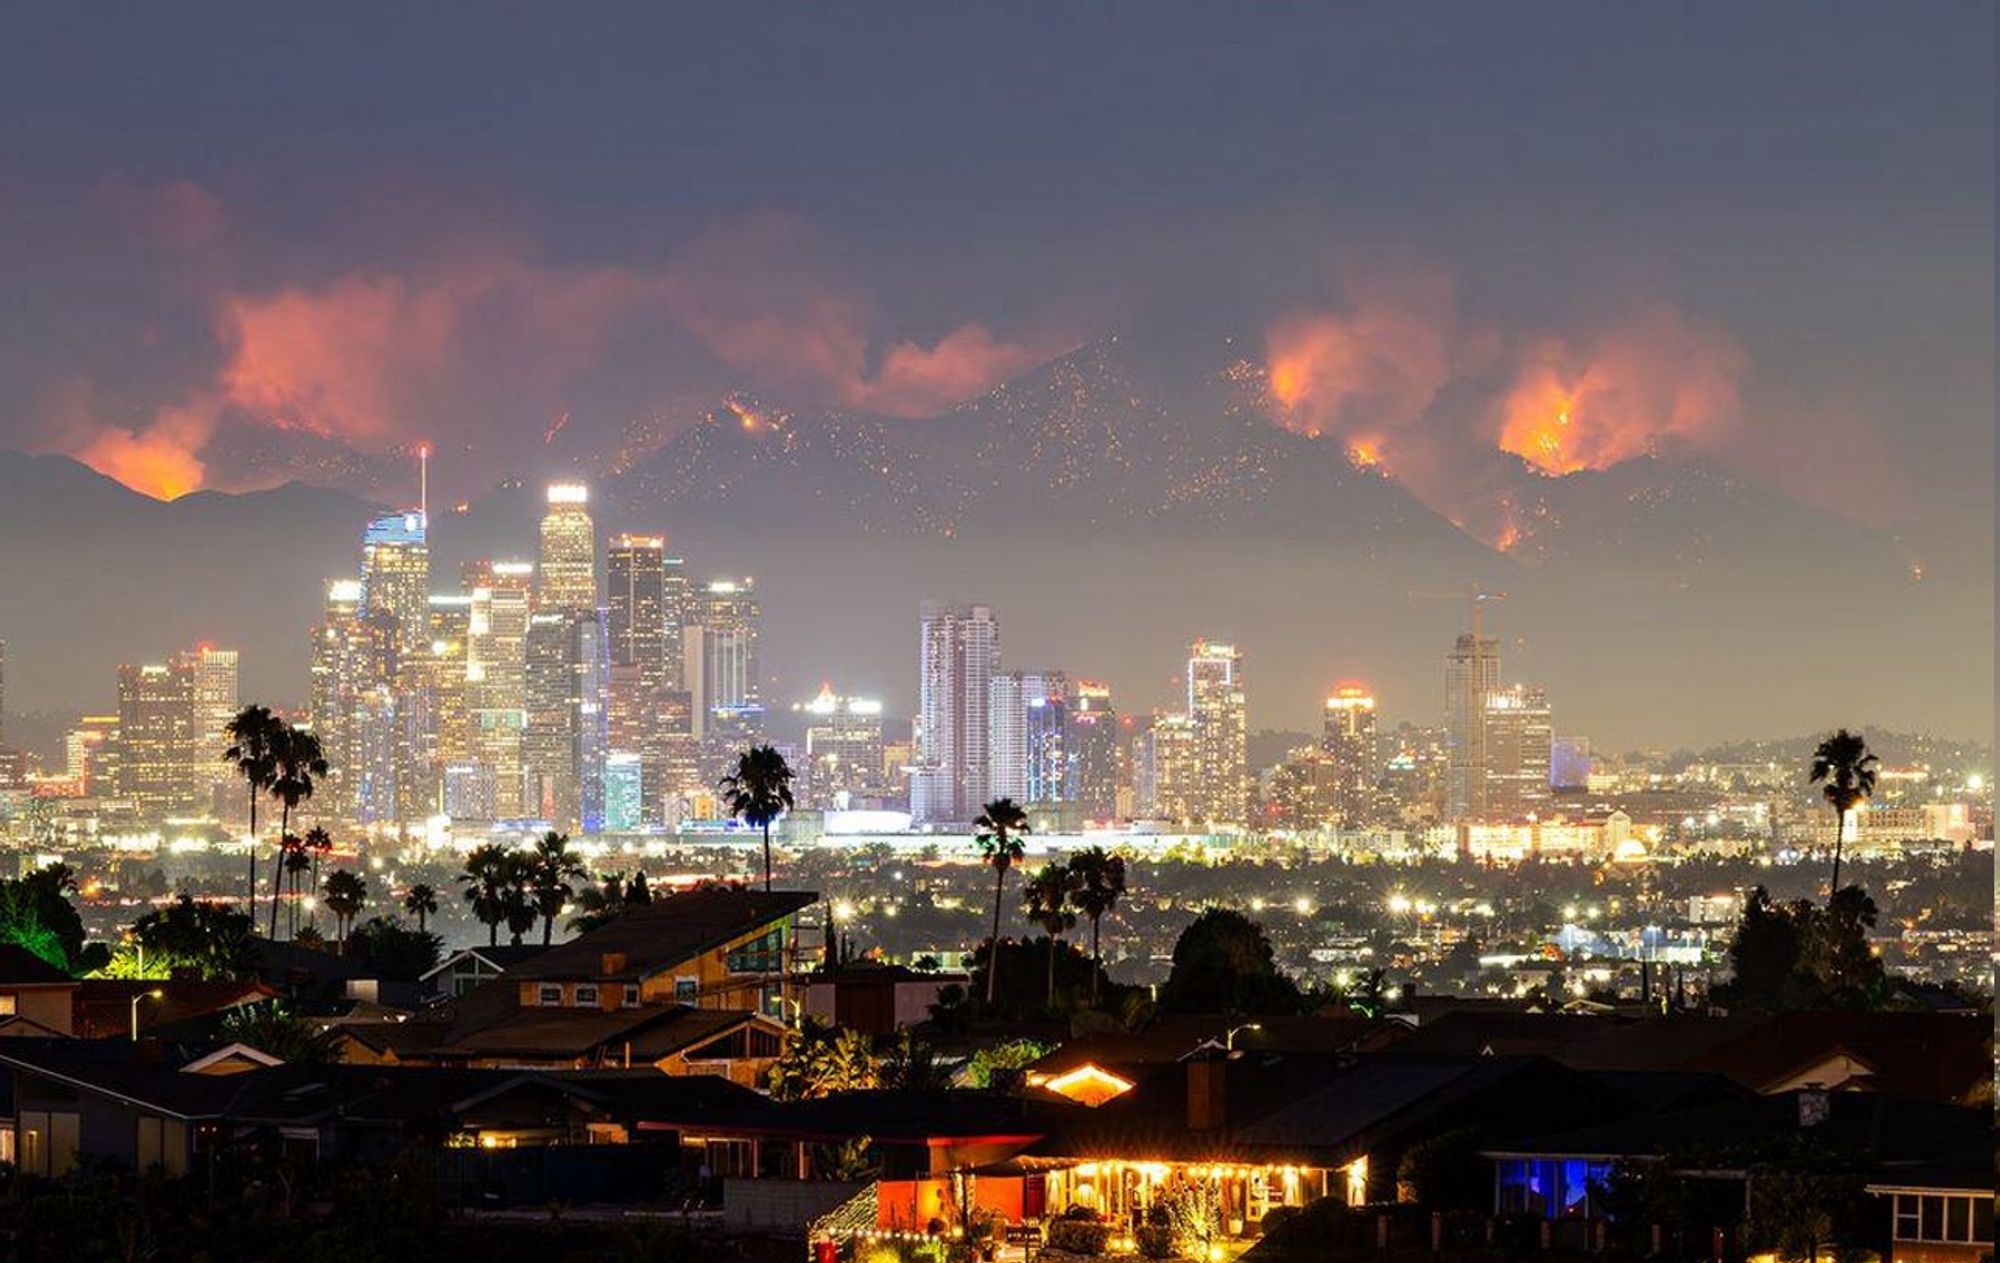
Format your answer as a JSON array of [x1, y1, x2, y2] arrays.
[[1407, 585, 1508, 643]]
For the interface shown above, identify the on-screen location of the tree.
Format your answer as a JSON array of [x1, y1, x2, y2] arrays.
[[500, 852, 539, 945], [1159, 908, 1303, 1015], [223, 704, 282, 917], [973, 797, 1029, 1006], [302, 825, 333, 924], [281, 842, 311, 937], [458, 844, 513, 947], [130, 894, 257, 980], [766, 1019, 877, 1100], [220, 1001, 331, 1063], [0, 864, 104, 973], [401, 882, 438, 933], [568, 870, 652, 933], [1716, 884, 1888, 1012], [1809, 729, 1878, 898], [1023, 863, 1077, 1012], [528, 831, 586, 945], [1066, 846, 1126, 1005], [719, 745, 794, 892], [265, 724, 327, 940], [321, 869, 367, 947], [350, 915, 443, 979]]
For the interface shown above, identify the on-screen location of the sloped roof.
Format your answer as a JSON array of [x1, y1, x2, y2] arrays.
[[0, 944, 76, 986], [512, 887, 815, 983], [418, 945, 551, 982]]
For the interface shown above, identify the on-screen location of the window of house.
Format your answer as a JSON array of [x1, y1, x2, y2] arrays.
[[623, 984, 641, 1007], [674, 977, 699, 1004], [0, 994, 17, 1016], [725, 927, 785, 974], [538, 985, 563, 1006], [1895, 1193, 1995, 1244], [575, 984, 598, 1007]]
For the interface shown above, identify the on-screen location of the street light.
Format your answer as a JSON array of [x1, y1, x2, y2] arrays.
[[1223, 1022, 1262, 1052], [130, 988, 164, 1041]]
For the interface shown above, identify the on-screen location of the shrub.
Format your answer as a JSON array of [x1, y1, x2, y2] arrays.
[[1045, 1217, 1113, 1255], [1135, 1223, 1175, 1259]]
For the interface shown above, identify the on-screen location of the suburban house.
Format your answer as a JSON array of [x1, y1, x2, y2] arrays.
[[330, 886, 811, 1085], [0, 945, 81, 1037], [1482, 1087, 1993, 1256], [418, 944, 550, 1001], [801, 962, 969, 1036]]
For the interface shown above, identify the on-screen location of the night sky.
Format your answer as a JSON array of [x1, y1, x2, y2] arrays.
[[0, 6, 1990, 744]]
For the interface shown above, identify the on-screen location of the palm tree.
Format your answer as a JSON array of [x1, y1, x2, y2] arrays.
[[1023, 863, 1077, 1012], [501, 852, 539, 946], [458, 844, 512, 947], [568, 870, 652, 934], [223, 704, 282, 921], [321, 869, 367, 949], [1810, 729, 1879, 897], [719, 745, 795, 892], [1066, 846, 1127, 1005], [973, 797, 1030, 1006], [265, 724, 327, 939], [402, 883, 438, 933], [282, 843, 311, 938], [303, 825, 333, 915], [528, 831, 586, 945]]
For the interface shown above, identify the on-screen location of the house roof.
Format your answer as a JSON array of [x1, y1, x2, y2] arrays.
[[632, 1088, 1068, 1146], [0, 944, 76, 986], [440, 1003, 768, 1062], [418, 945, 551, 982], [511, 887, 815, 983], [1023, 1013, 1376, 1081], [72, 978, 276, 1039]]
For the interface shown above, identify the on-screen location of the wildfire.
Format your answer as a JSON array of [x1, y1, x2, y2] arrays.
[[1346, 439, 1383, 469]]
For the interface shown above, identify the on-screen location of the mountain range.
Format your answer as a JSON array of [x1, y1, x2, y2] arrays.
[[0, 337, 1988, 749]]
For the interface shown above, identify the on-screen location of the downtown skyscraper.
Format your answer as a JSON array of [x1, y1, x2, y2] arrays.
[[1185, 639, 1248, 827], [988, 669, 1066, 806], [536, 484, 598, 616], [912, 600, 999, 825], [1321, 684, 1381, 827], [1445, 631, 1501, 821]]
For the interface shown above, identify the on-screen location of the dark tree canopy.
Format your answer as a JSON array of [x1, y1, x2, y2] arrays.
[[1714, 885, 1888, 1012], [1159, 908, 1303, 1015]]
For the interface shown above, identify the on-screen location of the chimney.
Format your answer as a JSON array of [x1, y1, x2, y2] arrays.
[[1186, 1056, 1227, 1131], [600, 952, 627, 977]]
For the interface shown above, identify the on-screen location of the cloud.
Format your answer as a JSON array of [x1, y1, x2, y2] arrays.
[[95, 175, 226, 254], [70, 396, 218, 500]]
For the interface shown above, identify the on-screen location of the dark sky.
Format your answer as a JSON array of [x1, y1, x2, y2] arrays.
[[0, 6, 1991, 744]]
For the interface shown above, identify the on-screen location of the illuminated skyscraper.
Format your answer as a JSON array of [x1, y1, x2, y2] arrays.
[[1483, 684, 1553, 820], [117, 661, 196, 820], [184, 645, 239, 817], [1321, 684, 1380, 827], [1065, 680, 1120, 821], [359, 511, 430, 658], [988, 670, 1065, 804], [1445, 632, 1501, 821], [1132, 712, 1195, 823], [606, 536, 668, 680], [521, 610, 608, 830], [537, 483, 597, 615], [1186, 639, 1248, 827], [466, 560, 533, 818], [912, 600, 999, 825], [795, 686, 887, 809], [695, 578, 762, 758], [607, 536, 680, 823]]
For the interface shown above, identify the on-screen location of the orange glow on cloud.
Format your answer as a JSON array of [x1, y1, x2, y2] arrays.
[[73, 398, 216, 499], [1498, 310, 1744, 476]]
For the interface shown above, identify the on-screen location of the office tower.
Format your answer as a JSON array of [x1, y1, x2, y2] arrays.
[[1186, 639, 1248, 827], [603, 752, 644, 831], [309, 579, 364, 819], [1268, 745, 1341, 832], [521, 610, 608, 830], [0, 638, 6, 748], [346, 608, 404, 825], [911, 600, 999, 825], [694, 578, 763, 759], [1444, 631, 1501, 821], [537, 483, 598, 615], [117, 661, 196, 819], [1065, 680, 1120, 821], [796, 686, 887, 809], [606, 536, 668, 678], [184, 645, 239, 816], [1483, 684, 1553, 820], [1321, 684, 1381, 827], [1024, 690, 1069, 806], [661, 553, 690, 686], [607, 536, 683, 824], [67, 715, 120, 796], [988, 669, 1065, 804], [466, 561, 533, 818], [442, 762, 497, 821], [399, 594, 472, 819], [1132, 712, 1195, 823], [359, 511, 431, 658]]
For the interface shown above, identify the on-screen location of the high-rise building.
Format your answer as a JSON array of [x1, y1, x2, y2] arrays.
[[537, 483, 598, 615], [184, 645, 239, 816], [521, 610, 608, 830], [117, 661, 196, 820], [1065, 680, 1121, 821], [603, 752, 644, 832], [359, 511, 430, 658], [1132, 712, 1195, 823], [466, 561, 533, 818], [695, 578, 762, 757], [1321, 684, 1380, 827], [911, 601, 999, 825], [607, 536, 689, 824], [0, 637, 7, 749], [1186, 640, 1248, 827], [796, 686, 887, 809], [606, 536, 668, 681], [1444, 632, 1501, 821], [67, 715, 120, 796], [1483, 684, 1553, 820], [988, 670, 1066, 804]]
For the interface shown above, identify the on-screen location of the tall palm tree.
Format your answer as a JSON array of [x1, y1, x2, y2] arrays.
[[1066, 846, 1127, 1005], [1023, 863, 1077, 1012], [501, 851, 539, 946], [720, 745, 795, 892], [458, 844, 512, 947], [302, 825, 333, 916], [265, 724, 328, 939], [282, 843, 311, 938], [528, 831, 587, 945], [223, 704, 282, 921], [402, 883, 438, 933], [1810, 729, 1879, 897], [321, 869, 367, 949], [973, 797, 1030, 1006]]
